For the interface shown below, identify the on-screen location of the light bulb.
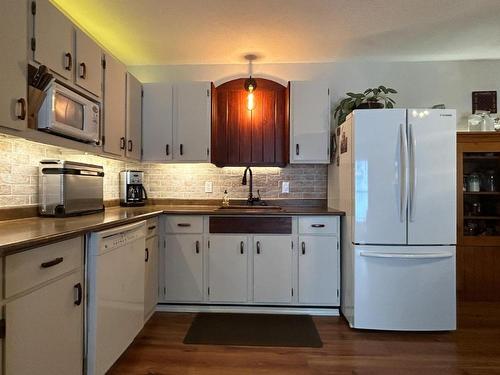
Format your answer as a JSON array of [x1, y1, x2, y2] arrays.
[[247, 92, 255, 111]]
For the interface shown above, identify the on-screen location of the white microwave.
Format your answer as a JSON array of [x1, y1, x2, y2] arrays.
[[37, 82, 100, 144]]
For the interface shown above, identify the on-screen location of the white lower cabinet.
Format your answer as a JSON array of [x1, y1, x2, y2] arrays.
[[144, 235, 159, 320], [253, 236, 293, 304], [160, 215, 340, 308], [208, 235, 248, 303], [5, 270, 83, 375], [298, 235, 339, 305], [164, 234, 203, 302]]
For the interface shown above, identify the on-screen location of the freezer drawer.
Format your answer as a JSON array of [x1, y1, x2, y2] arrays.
[[353, 245, 456, 331]]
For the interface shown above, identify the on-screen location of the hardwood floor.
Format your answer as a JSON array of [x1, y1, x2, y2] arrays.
[[109, 303, 500, 375]]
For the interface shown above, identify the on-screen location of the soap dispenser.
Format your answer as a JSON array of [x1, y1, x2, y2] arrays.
[[222, 190, 230, 207]]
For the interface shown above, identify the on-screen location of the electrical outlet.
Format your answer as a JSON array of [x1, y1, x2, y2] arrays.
[[282, 181, 290, 194], [205, 181, 213, 193]]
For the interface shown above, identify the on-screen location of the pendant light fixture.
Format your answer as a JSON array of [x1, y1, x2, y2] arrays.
[[244, 77, 257, 111], [244, 54, 258, 111]]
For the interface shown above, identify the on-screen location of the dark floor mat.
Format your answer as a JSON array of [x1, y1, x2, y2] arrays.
[[183, 313, 323, 348]]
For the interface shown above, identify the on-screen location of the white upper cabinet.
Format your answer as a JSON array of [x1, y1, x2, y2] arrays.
[[290, 81, 331, 164], [173, 82, 211, 162], [142, 83, 173, 161], [32, 0, 74, 80], [75, 29, 102, 97], [103, 53, 126, 156], [0, 0, 28, 131], [125, 73, 142, 161]]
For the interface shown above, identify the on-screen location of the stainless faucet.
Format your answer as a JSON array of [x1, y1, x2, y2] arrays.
[[242, 166, 261, 205]]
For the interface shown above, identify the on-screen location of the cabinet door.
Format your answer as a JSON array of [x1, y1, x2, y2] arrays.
[[103, 53, 126, 156], [173, 82, 211, 162], [290, 81, 330, 163], [298, 236, 339, 305], [126, 73, 142, 160], [208, 235, 248, 303], [145, 236, 159, 320], [33, 0, 74, 80], [5, 270, 83, 375], [253, 236, 293, 303], [142, 83, 173, 161], [0, 0, 27, 131], [75, 29, 102, 97], [165, 234, 203, 302]]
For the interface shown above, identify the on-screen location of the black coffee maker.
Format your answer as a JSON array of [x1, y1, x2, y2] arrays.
[[119, 170, 148, 206]]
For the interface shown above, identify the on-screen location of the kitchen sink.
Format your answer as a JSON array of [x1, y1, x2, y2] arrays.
[[216, 204, 283, 212]]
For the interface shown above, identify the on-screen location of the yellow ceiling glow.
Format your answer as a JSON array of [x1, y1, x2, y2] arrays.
[[50, 0, 152, 65]]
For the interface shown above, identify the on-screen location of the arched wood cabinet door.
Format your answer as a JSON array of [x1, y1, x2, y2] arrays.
[[211, 78, 289, 167]]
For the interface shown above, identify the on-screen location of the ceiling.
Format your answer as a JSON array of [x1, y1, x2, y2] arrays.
[[52, 0, 500, 66]]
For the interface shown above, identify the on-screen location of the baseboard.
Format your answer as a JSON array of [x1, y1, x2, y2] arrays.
[[155, 303, 340, 316]]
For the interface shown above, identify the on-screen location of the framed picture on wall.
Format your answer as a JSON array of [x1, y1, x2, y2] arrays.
[[472, 91, 497, 114]]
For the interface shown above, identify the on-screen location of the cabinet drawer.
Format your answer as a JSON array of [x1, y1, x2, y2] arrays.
[[165, 215, 203, 234], [5, 236, 83, 299], [146, 217, 159, 238], [299, 216, 338, 235]]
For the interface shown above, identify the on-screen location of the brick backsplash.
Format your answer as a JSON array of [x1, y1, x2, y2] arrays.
[[0, 134, 327, 208]]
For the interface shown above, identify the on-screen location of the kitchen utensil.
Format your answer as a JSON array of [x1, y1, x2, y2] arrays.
[[31, 65, 48, 88]]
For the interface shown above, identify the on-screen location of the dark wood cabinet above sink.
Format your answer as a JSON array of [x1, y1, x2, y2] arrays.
[[211, 78, 289, 167]]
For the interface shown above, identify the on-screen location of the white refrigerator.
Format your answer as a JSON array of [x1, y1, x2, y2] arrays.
[[328, 109, 456, 331]]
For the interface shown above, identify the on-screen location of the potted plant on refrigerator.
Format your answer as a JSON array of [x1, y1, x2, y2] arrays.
[[334, 85, 398, 125]]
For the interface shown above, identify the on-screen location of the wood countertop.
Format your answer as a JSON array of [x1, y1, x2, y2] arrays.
[[0, 204, 344, 256]]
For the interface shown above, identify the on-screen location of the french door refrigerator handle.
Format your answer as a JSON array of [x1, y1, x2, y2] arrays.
[[399, 124, 409, 222], [409, 123, 417, 222]]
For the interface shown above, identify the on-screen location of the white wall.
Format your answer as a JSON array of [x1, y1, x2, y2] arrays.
[[129, 60, 500, 130]]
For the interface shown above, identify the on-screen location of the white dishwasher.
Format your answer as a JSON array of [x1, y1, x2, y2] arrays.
[[86, 220, 146, 375]]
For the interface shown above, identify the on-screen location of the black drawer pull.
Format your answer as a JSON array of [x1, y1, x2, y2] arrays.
[[145, 248, 149, 262], [240, 241, 244, 254], [177, 223, 191, 227], [296, 144, 300, 155], [41, 257, 64, 268], [74, 283, 82, 306], [311, 224, 326, 228], [301, 242, 306, 255], [148, 225, 157, 230], [166, 144, 170, 156], [256, 241, 261, 255], [180, 144, 184, 156], [195, 240, 200, 254]]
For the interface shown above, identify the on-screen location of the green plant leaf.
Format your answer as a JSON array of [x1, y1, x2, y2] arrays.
[[364, 89, 372, 94], [387, 88, 397, 93], [346, 92, 358, 98], [355, 98, 363, 107], [380, 86, 389, 94], [387, 97, 396, 104], [386, 102, 394, 108]]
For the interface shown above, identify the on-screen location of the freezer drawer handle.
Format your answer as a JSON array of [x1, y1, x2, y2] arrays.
[[145, 248, 149, 262], [360, 252, 453, 260], [256, 241, 261, 254], [311, 224, 325, 228], [41, 257, 64, 268], [177, 223, 191, 227], [195, 241, 200, 254], [148, 225, 157, 230], [240, 241, 244, 254], [301, 242, 306, 255]]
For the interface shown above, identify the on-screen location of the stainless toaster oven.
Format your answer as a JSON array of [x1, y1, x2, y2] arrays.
[[39, 160, 104, 217]]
